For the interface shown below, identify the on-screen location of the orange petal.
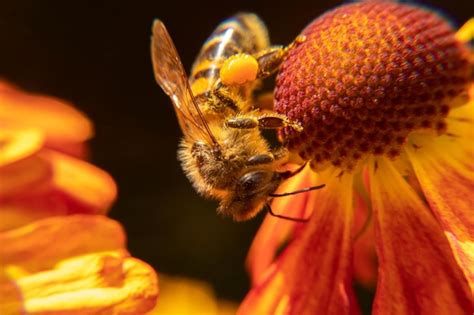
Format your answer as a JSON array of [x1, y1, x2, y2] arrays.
[[0, 156, 52, 200], [0, 269, 24, 314], [0, 81, 93, 157], [0, 129, 51, 199], [246, 166, 315, 285], [455, 18, 474, 43], [369, 157, 472, 314], [0, 128, 43, 167], [0, 215, 126, 272], [47, 150, 117, 212], [45, 140, 90, 159], [406, 126, 474, 294], [447, 93, 474, 141], [0, 150, 117, 231], [239, 171, 358, 315], [3, 253, 158, 314], [352, 191, 377, 288], [0, 215, 159, 314]]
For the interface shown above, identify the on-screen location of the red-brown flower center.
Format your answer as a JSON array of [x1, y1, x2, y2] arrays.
[[275, 2, 471, 170]]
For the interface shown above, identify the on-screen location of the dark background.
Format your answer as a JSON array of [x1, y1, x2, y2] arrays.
[[0, 0, 470, 311]]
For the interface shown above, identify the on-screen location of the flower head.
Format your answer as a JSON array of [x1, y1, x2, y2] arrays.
[[241, 2, 474, 314], [276, 1, 471, 171]]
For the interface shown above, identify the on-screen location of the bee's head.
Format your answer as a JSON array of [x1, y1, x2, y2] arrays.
[[218, 169, 282, 221]]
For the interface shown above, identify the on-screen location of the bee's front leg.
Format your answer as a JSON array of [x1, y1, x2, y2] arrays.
[[225, 113, 303, 132]]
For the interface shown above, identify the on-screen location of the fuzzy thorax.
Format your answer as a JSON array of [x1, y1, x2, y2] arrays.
[[178, 126, 284, 221]]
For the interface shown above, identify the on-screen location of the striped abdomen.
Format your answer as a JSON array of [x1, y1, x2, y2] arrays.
[[190, 13, 270, 97]]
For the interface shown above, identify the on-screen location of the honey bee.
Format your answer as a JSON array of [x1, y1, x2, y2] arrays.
[[151, 13, 321, 221]]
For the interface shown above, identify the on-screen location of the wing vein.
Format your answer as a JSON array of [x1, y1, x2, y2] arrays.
[[151, 19, 219, 146]]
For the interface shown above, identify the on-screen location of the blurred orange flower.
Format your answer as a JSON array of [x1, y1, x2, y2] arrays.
[[150, 274, 237, 315], [0, 215, 158, 314], [0, 127, 116, 231], [0, 82, 158, 314], [240, 4, 473, 315], [0, 81, 93, 158]]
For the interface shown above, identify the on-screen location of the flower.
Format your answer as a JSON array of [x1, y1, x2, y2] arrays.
[[0, 80, 93, 158], [0, 127, 116, 231], [0, 82, 159, 314], [150, 274, 237, 314], [0, 215, 158, 314], [240, 3, 473, 314]]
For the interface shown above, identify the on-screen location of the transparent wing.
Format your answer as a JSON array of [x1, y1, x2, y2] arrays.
[[151, 19, 218, 145]]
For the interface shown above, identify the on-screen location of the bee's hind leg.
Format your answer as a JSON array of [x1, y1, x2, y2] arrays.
[[218, 36, 306, 87], [256, 114, 303, 132], [225, 113, 303, 132]]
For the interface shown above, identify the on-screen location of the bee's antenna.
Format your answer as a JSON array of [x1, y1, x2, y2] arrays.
[[265, 182, 325, 222], [269, 184, 325, 198], [279, 163, 307, 179], [265, 203, 309, 222]]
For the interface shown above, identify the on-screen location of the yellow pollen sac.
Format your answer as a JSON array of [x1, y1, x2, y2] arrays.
[[220, 54, 259, 85]]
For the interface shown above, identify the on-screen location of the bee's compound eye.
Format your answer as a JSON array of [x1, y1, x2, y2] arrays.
[[220, 54, 258, 86], [238, 171, 272, 194]]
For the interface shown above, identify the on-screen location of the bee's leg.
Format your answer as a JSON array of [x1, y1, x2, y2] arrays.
[[218, 36, 306, 87], [254, 35, 306, 79], [246, 149, 290, 166], [225, 116, 259, 129], [246, 153, 274, 165], [257, 114, 303, 132], [225, 113, 302, 132], [271, 147, 289, 161]]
